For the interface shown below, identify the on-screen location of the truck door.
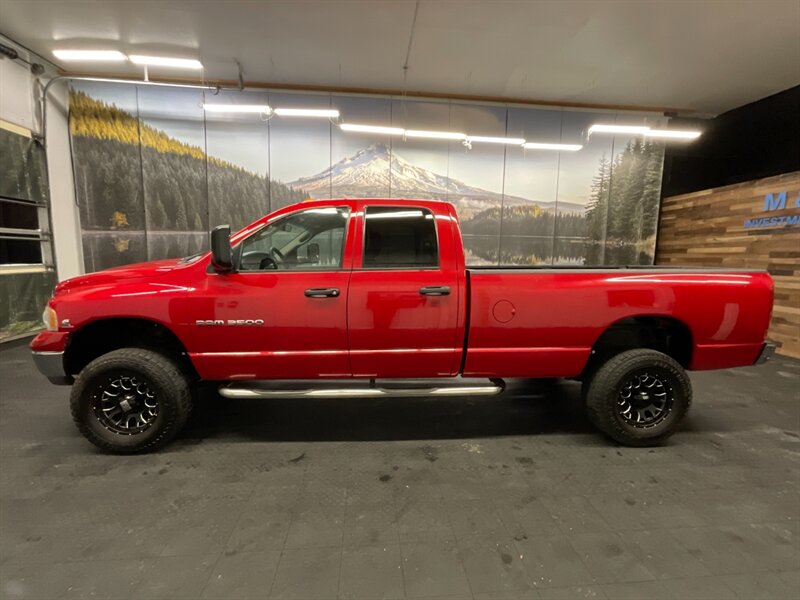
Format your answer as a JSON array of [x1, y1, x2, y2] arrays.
[[347, 204, 462, 377], [189, 205, 354, 380]]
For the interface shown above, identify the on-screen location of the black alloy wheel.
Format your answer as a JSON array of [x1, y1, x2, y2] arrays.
[[91, 372, 159, 435], [617, 369, 674, 428]]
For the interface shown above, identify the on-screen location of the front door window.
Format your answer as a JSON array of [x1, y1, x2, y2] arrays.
[[239, 206, 349, 271]]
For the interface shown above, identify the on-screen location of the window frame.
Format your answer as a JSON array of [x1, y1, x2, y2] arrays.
[[360, 205, 441, 271], [0, 194, 52, 271], [0, 120, 53, 273], [233, 206, 352, 274]]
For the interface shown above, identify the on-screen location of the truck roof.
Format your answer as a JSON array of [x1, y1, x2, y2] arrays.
[[232, 198, 454, 244]]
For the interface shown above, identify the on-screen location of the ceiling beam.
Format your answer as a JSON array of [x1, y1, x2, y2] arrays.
[[58, 70, 694, 115]]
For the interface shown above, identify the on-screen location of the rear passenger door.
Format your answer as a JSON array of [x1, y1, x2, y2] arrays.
[[347, 204, 461, 377]]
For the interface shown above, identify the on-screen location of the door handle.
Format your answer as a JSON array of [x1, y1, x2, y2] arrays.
[[419, 286, 450, 296], [304, 287, 340, 298]]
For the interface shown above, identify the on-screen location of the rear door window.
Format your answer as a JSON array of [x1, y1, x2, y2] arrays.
[[362, 206, 438, 268]]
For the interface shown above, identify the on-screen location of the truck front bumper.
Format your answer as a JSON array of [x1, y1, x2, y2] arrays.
[[754, 342, 777, 365], [31, 351, 72, 385]]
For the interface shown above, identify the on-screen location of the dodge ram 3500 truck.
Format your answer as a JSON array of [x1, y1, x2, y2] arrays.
[[31, 199, 776, 453]]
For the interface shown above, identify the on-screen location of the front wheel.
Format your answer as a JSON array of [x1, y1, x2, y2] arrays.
[[585, 349, 692, 447], [70, 348, 192, 453]]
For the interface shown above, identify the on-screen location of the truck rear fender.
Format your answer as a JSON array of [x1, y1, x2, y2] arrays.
[[583, 315, 693, 377]]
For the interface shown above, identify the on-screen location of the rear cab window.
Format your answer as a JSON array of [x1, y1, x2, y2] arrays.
[[362, 206, 439, 269]]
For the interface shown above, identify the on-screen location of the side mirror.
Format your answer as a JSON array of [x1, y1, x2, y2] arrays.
[[210, 225, 233, 272]]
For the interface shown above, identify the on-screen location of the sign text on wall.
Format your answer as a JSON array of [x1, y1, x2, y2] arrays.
[[744, 192, 800, 229]]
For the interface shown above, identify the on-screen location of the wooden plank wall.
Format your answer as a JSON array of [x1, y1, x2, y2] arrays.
[[656, 171, 800, 359]]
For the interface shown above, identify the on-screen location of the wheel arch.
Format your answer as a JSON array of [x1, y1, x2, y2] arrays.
[[64, 317, 198, 380], [584, 315, 694, 377]]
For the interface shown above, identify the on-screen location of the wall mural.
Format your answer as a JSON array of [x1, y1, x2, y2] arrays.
[[68, 83, 666, 272]]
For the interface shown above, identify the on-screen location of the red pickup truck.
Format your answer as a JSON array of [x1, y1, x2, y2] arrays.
[[31, 199, 775, 453]]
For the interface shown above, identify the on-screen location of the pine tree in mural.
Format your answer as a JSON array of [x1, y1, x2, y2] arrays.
[[608, 140, 642, 240], [585, 156, 612, 242], [174, 196, 188, 229], [586, 141, 664, 246], [151, 197, 168, 230], [640, 142, 665, 240]]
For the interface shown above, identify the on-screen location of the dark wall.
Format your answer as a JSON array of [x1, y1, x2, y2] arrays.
[[661, 86, 800, 197]]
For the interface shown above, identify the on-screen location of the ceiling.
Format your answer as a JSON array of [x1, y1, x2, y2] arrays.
[[2, 0, 799, 116]]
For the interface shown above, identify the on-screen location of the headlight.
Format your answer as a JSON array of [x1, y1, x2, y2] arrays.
[[42, 306, 58, 331]]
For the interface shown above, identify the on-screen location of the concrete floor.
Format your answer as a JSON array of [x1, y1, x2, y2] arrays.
[[1, 339, 799, 600]]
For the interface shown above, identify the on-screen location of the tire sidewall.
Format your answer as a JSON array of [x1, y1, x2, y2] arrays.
[[76, 366, 174, 451], [70, 349, 189, 453], [587, 350, 692, 446]]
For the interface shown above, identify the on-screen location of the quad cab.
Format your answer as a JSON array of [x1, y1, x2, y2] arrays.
[[31, 199, 776, 452]]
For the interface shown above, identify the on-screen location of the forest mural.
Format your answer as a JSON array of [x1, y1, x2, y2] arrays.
[[70, 88, 305, 270], [68, 83, 666, 271]]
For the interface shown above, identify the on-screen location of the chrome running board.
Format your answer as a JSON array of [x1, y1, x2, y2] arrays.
[[219, 380, 504, 399]]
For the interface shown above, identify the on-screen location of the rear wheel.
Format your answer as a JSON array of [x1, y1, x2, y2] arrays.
[[70, 348, 192, 453], [585, 349, 691, 447]]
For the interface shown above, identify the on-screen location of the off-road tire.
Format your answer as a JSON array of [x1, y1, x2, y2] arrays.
[[70, 348, 192, 453], [585, 349, 692, 447]]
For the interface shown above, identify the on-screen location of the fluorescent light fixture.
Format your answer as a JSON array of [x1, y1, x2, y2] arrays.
[[202, 103, 272, 114], [274, 108, 340, 118], [589, 123, 702, 141], [366, 210, 425, 219], [523, 142, 583, 151], [644, 129, 702, 140], [305, 208, 341, 215], [129, 55, 203, 69], [405, 129, 467, 140], [53, 49, 127, 62], [588, 124, 651, 136], [467, 135, 526, 145], [340, 123, 405, 135]]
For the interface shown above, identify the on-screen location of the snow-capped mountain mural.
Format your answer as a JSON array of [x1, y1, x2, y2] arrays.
[[67, 83, 664, 271], [287, 144, 584, 217]]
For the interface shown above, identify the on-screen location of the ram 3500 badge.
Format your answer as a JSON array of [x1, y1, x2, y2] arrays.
[[195, 319, 265, 326]]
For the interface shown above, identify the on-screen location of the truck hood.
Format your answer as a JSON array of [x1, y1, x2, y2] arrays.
[[54, 258, 197, 295]]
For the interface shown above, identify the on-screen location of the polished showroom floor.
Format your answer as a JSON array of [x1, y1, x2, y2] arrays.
[[1, 340, 799, 600]]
